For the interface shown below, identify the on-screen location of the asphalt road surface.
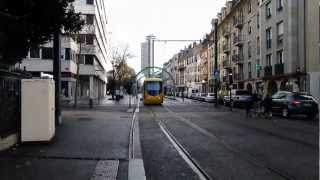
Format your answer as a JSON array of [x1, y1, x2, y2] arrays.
[[138, 98, 319, 180]]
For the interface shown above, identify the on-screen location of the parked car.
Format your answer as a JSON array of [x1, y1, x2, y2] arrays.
[[190, 93, 198, 99], [198, 93, 207, 101], [271, 91, 318, 119], [205, 93, 216, 103], [223, 89, 252, 107]]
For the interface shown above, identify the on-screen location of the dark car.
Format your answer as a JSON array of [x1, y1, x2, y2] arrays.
[[271, 91, 319, 119]]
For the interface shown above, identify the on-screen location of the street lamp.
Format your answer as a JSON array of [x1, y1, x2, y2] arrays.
[[296, 67, 301, 92]]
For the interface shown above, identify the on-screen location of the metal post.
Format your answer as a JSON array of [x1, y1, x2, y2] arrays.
[[53, 31, 62, 125], [214, 20, 219, 108]]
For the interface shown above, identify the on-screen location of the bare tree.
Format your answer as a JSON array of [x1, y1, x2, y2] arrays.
[[110, 44, 134, 99]]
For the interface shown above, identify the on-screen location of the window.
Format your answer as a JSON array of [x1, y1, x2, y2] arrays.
[[86, 0, 94, 5], [266, 54, 272, 66], [30, 47, 40, 58], [65, 48, 71, 60], [86, 14, 94, 25], [77, 34, 85, 44], [248, 41, 252, 58], [277, 0, 283, 11], [86, 34, 94, 45], [277, 50, 283, 64], [78, 54, 85, 64], [248, 62, 252, 78], [257, 36, 260, 55], [266, 2, 272, 18], [257, 13, 260, 28], [248, 20, 252, 34], [248, 0, 252, 13], [266, 27, 272, 49], [85, 55, 94, 64], [277, 21, 284, 45], [42, 47, 53, 59]]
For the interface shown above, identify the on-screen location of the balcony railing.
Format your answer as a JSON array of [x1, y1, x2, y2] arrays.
[[233, 16, 244, 28], [223, 58, 231, 68], [223, 43, 231, 53], [223, 76, 228, 82], [274, 63, 284, 75], [232, 53, 244, 64], [234, 73, 244, 81], [233, 35, 244, 46], [223, 29, 231, 37], [264, 66, 273, 77], [178, 64, 185, 69]]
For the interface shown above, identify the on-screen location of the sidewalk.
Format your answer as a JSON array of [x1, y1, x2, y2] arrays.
[[0, 96, 137, 180]]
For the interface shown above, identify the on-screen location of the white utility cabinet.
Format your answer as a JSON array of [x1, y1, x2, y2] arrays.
[[21, 79, 55, 142]]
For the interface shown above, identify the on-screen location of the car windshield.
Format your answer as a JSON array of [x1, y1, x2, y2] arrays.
[[208, 93, 215, 96]]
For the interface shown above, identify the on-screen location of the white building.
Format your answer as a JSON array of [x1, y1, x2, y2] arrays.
[[17, 0, 111, 101]]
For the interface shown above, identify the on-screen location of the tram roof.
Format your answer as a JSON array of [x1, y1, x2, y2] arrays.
[[144, 77, 162, 82]]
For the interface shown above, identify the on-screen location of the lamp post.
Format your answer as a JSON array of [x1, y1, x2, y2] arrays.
[[296, 67, 301, 92], [228, 72, 233, 111]]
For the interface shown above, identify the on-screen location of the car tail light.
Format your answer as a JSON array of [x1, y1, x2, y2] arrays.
[[292, 100, 301, 106]]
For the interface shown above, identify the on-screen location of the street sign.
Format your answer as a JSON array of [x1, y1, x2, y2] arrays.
[[213, 69, 220, 77]]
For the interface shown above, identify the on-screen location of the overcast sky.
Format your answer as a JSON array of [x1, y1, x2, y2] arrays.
[[108, 0, 227, 73]]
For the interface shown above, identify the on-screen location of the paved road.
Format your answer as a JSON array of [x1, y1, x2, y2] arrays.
[[138, 98, 319, 180]]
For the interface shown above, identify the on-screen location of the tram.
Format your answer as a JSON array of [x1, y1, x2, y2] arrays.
[[143, 78, 164, 105]]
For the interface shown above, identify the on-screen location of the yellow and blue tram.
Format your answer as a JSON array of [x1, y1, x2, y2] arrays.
[[143, 78, 164, 105]]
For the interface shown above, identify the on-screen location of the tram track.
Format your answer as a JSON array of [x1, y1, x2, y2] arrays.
[[148, 106, 212, 180], [148, 105, 297, 180]]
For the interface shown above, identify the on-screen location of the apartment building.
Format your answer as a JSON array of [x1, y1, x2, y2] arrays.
[[305, 0, 320, 99], [17, 0, 111, 101], [217, 0, 307, 96], [74, 0, 110, 100], [164, 0, 319, 98]]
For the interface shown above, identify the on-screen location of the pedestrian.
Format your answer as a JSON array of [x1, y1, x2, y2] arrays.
[[245, 93, 253, 118], [263, 94, 272, 118], [182, 91, 185, 102]]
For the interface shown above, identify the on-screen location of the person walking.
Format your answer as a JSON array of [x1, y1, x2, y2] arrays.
[[245, 93, 253, 118], [263, 94, 272, 118]]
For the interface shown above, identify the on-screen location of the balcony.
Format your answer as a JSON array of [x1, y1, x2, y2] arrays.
[[222, 76, 229, 82], [178, 64, 185, 70], [233, 35, 244, 46], [232, 53, 244, 64], [223, 29, 231, 37], [223, 43, 231, 53], [264, 66, 273, 77], [274, 63, 284, 75], [233, 17, 244, 28], [234, 73, 244, 81], [223, 58, 231, 69]]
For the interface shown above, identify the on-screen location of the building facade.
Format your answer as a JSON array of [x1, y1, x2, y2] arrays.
[[164, 0, 319, 98], [17, 0, 111, 101]]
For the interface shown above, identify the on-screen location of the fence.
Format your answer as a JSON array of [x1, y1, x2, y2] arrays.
[[0, 69, 31, 138]]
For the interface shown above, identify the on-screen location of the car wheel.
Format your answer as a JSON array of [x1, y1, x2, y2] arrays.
[[282, 108, 290, 118]]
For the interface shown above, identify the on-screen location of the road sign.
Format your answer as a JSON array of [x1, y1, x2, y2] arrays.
[[213, 69, 220, 77]]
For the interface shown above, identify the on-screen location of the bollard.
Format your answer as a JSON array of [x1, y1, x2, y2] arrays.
[[89, 98, 93, 109]]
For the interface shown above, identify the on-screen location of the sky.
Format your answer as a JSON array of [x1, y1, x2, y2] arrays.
[[107, 0, 227, 73]]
